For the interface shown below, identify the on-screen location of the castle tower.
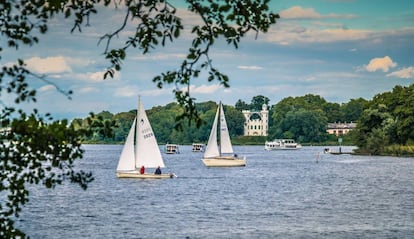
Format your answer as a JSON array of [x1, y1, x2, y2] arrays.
[[242, 104, 268, 136]]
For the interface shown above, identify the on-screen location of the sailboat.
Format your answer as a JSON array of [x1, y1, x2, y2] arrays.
[[202, 102, 246, 167], [116, 98, 176, 179]]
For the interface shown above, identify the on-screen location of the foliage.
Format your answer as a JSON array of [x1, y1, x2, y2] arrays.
[[275, 109, 328, 143], [269, 94, 330, 143], [0, 109, 93, 238], [73, 94, 373, 145], [353, 84, 414, 155], [232, 136, 266, 145], [341, 98, 368, 122], [235, 95, 270, 111], [250, 95, 270, 111], [76, 101, 246, 145], [235, 99, 250, 111]]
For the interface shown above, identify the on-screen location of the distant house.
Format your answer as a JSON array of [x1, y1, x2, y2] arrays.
[[327, 122, 356, 136]]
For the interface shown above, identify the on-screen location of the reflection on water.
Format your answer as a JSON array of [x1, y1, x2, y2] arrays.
[[18, 145, 414, 239]]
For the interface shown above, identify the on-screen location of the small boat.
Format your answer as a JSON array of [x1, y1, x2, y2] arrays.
[[165, 144, 180, 154], [202, 102, 246, 167], [264, 139, 302, 150], [116, 97, 176, 179], [192, 143, 204, 152]]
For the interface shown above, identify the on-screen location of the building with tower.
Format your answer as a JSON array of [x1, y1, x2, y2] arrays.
[[242, 104, 268, 136]]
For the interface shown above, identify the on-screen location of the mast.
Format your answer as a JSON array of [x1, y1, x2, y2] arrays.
[[135, 96, 140, 169]]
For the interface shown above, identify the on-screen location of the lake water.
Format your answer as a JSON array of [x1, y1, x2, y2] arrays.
[[18, 145, 414, 239]]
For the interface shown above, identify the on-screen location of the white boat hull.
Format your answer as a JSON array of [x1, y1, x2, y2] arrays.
[[264, 139, 302, 150], [264, 146, 302, 150], [202, 157, 246, 167], [116, 171, 175, 179]]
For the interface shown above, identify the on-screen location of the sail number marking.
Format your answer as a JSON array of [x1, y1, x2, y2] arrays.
[[141, 128, 154, 139]]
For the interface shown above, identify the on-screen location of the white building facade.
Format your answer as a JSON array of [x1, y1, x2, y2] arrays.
[[242, 104, 269, 136]]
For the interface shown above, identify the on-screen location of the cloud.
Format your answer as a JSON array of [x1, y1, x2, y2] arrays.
[[280, 6, 355, 19], [387, 67, 414, 79], [186, 84, 221, 94], [89, 71, 111, 82], [280, 6, 322, 19], [264, 25, 371, 44], [25, 56, 72, 74], [237, 65, 263, 70], [365, 56, 397, 72], [114, 86, 139, 97], [75, 70, 121, 82], [130, 53, 186, 61], [78, 87, 99, 93], [38, 85, 56, 92]]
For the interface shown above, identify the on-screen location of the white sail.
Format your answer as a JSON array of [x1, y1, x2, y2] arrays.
[[116, 118, 136, 171], [201, 102, 246, 167], [219, 102, 234, 154], [203, 106, 220, 158], [135, 99, 165, 168]]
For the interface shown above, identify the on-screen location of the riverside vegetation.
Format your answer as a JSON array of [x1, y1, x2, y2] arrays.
[[73, 86, 414, 157]]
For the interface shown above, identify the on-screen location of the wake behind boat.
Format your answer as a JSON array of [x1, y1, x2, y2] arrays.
[[202, 102, 246, 167], [116, 97, 176, 179]]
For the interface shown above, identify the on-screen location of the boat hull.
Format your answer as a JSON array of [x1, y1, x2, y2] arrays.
[[116, 171, 175, 179], [264, 146, 302, 150], [202, 157, 246, 167], [264, 139, 302, 150]]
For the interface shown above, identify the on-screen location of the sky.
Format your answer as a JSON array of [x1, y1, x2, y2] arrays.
[[3, 0, 414, 120]]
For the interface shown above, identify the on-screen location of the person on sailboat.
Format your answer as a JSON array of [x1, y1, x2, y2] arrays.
[[155, 166, 161, 175], [140, 166, 145, 174]]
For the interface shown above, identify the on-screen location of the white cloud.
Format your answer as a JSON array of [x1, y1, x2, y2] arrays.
[[238, 65, 263, 70], [25, 56, 72, 74], [38, 84, 56, 92], [280, 6, 322, 19], [131, 53, 186, 61], [280, 6, 356, 19], [66, 57, 96, 67], [365, 56, 397, 72], [75, 70, 121, 82], [89, 71, 108, 82], [263, 25, 371, 44], [187, 84, 221, 94], [387, 67, 414, 79], [78, 87, 99, 93], [114, 86, 139, 97]]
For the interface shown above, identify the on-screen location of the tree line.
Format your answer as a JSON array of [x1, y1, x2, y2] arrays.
[[72, 85, 414, 157], [71, 94, 363, 145]]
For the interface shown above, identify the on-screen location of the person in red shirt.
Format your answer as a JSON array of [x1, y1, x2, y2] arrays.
[[140, 165, 145, 174]]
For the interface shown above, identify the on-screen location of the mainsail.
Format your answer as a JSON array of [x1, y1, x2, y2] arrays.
[[219, 103, 234, 154], [135, 99, 165, 168]]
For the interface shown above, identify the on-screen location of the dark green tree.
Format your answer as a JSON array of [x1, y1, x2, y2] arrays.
[[235, 99, 250, 111], [341, 98, 368, 122], [250, 95, 270, 111], [354, 84, 414, 154], [323, 102, 342, 123], [269, 94, 333, 142], [353, 106, 395, 154], [0, 110, 93, 238], [223, 105, 245, 137], [274, 109, 327, 143]]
